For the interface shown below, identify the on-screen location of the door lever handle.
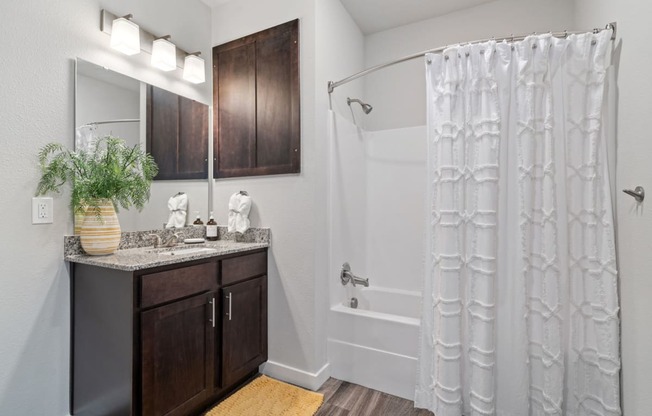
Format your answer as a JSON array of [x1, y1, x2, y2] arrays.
[[623, 186, 645, 202]]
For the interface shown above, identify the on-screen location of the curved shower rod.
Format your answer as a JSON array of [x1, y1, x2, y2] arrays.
[[327, 22, 617, 94]]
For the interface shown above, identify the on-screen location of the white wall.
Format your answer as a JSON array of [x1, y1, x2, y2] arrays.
[[211, 0, 322, 385], [210, 0, 364, 388], [363, 0, 575, 131], [0, 0, 211, 414], [315, 0, 366, 381], [573, 2, 652, 414]]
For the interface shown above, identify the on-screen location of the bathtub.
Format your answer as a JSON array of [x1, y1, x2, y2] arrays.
[[328, 286, 421, 400]]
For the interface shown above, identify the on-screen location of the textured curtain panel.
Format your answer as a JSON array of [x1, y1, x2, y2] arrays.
[[416, 30, 620, 416]]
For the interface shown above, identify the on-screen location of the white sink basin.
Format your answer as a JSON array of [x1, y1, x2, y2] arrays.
[[155, 247, 218, 256]]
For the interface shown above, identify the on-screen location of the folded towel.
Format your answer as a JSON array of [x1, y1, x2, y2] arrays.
[[228, 192, 251, 233], [166, 193, 188, 228]]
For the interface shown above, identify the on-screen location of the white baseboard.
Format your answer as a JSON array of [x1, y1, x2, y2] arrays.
[[260, 360, 331, 391]]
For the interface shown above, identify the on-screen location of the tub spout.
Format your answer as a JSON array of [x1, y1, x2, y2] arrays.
[[354, 276, 369, 287], [340, 262, 369, 287]]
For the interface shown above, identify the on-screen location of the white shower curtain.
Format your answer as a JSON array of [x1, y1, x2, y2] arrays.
[[416, 30, 620, 416]]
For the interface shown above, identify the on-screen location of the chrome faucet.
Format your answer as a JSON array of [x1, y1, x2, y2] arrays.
[[340, 262, 369, 287], [149, 233, 181, 248], [163, 233, 182, 247], [148, 234, 162, 248]]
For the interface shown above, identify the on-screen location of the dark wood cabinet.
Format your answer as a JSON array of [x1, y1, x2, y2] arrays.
[[222, 276, 268, 387], [147, 85, 209, 180], [71, 249, 268, 416], [213, 19, 300, 178], [141, 292, 216, 416]]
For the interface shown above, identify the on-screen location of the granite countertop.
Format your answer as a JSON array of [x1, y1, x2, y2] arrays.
[[64, 226, 270, 272], [65, 240, 268, 271]]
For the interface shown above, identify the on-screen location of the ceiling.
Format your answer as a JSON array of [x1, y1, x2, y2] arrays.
[[200, 0, 233, 7], [201, 0, 496, 34], [340, 0, 496, 34]]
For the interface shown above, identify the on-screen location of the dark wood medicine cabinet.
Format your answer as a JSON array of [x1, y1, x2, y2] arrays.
[[212, 19, 300, 178]]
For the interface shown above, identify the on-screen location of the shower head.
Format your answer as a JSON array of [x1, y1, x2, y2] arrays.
[[347, 97, 373, 114]]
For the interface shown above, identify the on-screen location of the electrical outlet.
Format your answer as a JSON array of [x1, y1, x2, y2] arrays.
[[32, 197, 53, 224]]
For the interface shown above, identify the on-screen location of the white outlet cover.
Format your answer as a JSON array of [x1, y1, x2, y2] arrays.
[[32, 197, 53, 224]]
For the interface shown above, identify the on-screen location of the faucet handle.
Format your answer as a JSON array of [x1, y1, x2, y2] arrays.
[[340, 262, 369, 287], [341, 263, 352, 286], [168, 233, 182, 247]]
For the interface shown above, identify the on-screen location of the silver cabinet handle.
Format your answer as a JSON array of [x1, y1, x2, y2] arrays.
[[209, 297, 215, 328], [623, 186, 645, 202], [226, 292, 232, 321]]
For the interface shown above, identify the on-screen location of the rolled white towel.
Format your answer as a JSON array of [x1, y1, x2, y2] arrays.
[[228, 192, 251, 233], [166, 193, 188, 228]]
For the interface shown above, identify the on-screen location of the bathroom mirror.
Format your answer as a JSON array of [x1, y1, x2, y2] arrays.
[[75, 58, 210, 231]]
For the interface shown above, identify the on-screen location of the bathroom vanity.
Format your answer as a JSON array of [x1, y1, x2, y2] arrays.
[[66, 239, 268, 416]]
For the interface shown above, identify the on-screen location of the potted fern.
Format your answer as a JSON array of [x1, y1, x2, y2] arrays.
[[37, 136, 158, 255]]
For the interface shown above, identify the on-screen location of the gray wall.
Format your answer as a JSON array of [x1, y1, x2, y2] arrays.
[[574, 1, 652, 414], [0, 0, 211, 414]]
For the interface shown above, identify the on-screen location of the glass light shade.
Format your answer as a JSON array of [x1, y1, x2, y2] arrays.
[[110, 18, 140, 56], [183, 55, 205, 84], [151, 38, 177, 71]]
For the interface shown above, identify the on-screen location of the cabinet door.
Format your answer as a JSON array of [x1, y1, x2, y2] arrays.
[[255, 23, 299, 174], [141, 292, 216, 416], [147, 85, 179, 180], [214, 41, 257, 174], [222, 276, 268, 388], [179, 96, 209, 178]]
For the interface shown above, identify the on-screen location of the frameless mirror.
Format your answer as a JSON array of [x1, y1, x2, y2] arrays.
[[75, 58, 210, 231]]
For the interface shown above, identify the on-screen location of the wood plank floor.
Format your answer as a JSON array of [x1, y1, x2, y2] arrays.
[[315, 378, 433, 416]]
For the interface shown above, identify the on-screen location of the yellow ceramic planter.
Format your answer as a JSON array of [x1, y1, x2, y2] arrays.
[[80, 199, 121, 255]]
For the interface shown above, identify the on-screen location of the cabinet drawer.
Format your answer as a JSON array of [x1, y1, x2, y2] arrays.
[[140, 262, 217, 308], [221, 251, 267, 286]]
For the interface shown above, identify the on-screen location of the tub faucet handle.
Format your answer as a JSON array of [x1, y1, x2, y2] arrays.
[[340, 262, 369, 287]]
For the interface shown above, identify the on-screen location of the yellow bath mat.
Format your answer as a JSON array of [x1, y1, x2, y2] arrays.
[[205, 375, 324, 416]]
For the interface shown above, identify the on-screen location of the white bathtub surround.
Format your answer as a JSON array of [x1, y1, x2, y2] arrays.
[[328, 106, 427, 400], [417, 31, 620, 416], [328, 287, 420, 400]]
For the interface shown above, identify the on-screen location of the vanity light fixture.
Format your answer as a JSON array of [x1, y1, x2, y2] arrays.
[[151, 36, 177, 72], [110, 15, 140, 56], [101, 10, 203, 82], [183, 53, 206, 84]]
